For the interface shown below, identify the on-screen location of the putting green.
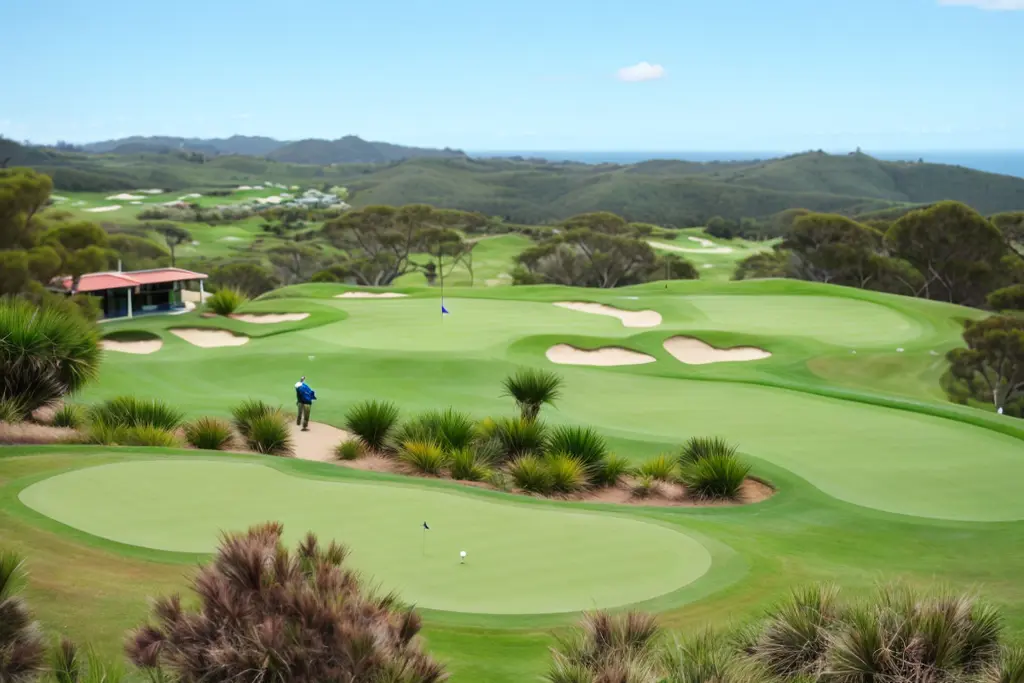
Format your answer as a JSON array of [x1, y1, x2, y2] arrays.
[[19, 460, 713, 615]]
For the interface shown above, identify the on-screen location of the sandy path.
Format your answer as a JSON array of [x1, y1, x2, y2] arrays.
[[546, 344, 656, 366], [85, 205, 122, 213], [289, 421, 353, 462], [554, 302, 662, 328], [663, 336, 771, 365], [230, 313, 310, 324], [170, 328, 249, 348], [102, 339, 163, 355], [648, 240, 733, 255], [336, 292, 408, 299]]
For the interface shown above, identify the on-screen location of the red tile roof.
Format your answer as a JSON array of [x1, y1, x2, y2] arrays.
[[55, 268, 207, 293]]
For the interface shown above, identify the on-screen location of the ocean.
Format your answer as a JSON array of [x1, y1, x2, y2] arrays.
[[470, 150, 1024, 179]]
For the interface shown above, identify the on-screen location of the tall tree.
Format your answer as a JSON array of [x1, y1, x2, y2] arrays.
[[782, 213, 885, 286], [268, 243, 329, 285], [151, 223, 193, 267], [988, 284, 1024, 313], [0, 168, 52, 250], [887, 201, 1008, 305], [947, 316, 1024, 414]]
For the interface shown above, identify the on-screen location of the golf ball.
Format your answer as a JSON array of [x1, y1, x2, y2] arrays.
[[460, 551, 467, 558]]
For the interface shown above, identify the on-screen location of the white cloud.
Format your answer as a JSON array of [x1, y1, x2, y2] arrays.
[[938, 0, 1024, 9], [616, 62, 666, 83]]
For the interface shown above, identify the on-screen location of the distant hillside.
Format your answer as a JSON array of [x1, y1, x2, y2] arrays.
[[8, 138, 1024, 225], [78, 134, 466, 164]]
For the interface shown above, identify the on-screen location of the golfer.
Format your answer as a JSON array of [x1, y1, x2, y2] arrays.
[[294, 376, 316, 431]]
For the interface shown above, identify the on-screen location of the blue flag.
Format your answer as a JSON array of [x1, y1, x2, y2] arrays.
[[441, 304, 449, 315], [423, 522, 430, 530]]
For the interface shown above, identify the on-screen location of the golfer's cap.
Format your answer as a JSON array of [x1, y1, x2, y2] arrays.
[[295, 381, 302, 388]]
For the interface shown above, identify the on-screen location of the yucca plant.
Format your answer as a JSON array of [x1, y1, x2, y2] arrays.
[[502, 368, 563, 421], [680, 453, 750, 500], [0, 297, 102, 421], [547, 611, 662, 683], [547, 425, 609, 480], [205, 287, 249, 316], [246, 412, 294, 456], [638, 454, 678, 483], [679, 436, 738, 466], [0, 550, 46, 683], [183, 417, 234, 450], [125, 523, 446, 683], [593, 454, 633, 488], [449, 447, 491, 482], [231, 399, 277, 438], [345, 400, 400, 452], [89, 396, 184, 431], [546, 453, 589, 493], [121, 425, 180, 448], [335, 439, 364, 461], [399, 440, 450, 476], [493, 416, 548, 462], [51, 403, 86, 429], [509, 454, 554, 494]]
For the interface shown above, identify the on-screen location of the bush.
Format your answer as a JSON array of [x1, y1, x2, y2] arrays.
[[335, 439, 363, 461], [680, 453, 750, 500], [547, 425, 609, 479], [545, 453, 588, 493], [345, 400, 400, 452], [548, 610, 661, 683], [122, 425, 180, 448], [637, 454, 678, 483], [502, 368, 563, 421], [205, 287, 249, 316], [679, 436, 737, 465], [631, 474, 656, 499], [0, 297, 101, 420], [0, 397, 27, 424], [89, 396, 184, 431], [509, 454, 553, 494], [0, 549, 47, 682], [392, 409, 476, 453], [750, 585, 842, 678], [449, 447, 491, 482], [51, 403, 85, 429], [231, 399, 277, 437], [493, 417, 548, 462], [593, 454, 633, 487], [87, 420, 130, 445], [399, 441, 450, 476], [184, 417, 234, 450], [245, 412, 293, 456]]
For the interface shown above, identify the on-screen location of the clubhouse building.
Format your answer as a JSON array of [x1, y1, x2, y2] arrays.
[[52, 267, 208, 320]]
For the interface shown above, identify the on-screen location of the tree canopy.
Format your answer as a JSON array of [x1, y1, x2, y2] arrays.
[[947, 316, 1024, 414]]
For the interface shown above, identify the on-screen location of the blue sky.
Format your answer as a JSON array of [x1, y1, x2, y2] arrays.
[[1, 0, 1022, 151]]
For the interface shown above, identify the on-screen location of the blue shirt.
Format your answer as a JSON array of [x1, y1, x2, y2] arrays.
[[295, 382, 316, 404]]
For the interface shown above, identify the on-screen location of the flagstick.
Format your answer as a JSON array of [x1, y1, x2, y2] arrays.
[[422, 527, 426, 556]]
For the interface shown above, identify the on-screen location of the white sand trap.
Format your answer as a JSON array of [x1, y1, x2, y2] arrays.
[[236, 185, 254, 191], [219, 236, 244, 242], [554, 302, 662, 328], [648, 240, 733, 255], [663, 337, 771, 365], [101, 338, 163, 355], [170, 328, 249, 348], [688, 236, 715, 247], [547, 344, 656, 367], [130, 201, 143, 205], [140, 189, 164, 194], [336, 292, 408, 299], [85, 205, 121, 213], [230, 313, 310, 324], [106, 193, 145, 200], [51, 195, 68, 201]]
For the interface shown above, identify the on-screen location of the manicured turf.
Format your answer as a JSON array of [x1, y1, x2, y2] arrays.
[[19, 459, 712, 615]]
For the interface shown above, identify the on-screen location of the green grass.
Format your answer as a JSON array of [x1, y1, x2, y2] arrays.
[[5, 277, 1024, 682]]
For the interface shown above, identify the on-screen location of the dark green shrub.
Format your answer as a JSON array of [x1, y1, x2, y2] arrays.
[[184, 417, 234, 450], [502, 368, 562, 421], [391, 409, 476, 453], [206, 288, 249, 315], [509, 454, 553, 494], [51, 404, 85, 429], [546, 425, 609, 479], [0, 297, 101, 420], [335, 440, 363, 461], [593, 454, 633, 487], [680, 453, 750, 500], [398, 441, 449, 476], [679, 436, 737, 465], [122, 425, 179, 448], [246, 412, 293, 456], [345, 400, 400, 452], [493, 417, 548, 462], [231, 399, 276, 438], [545, 453, 588, 493], [89, 396, 184, 431], [637, 454, 678, 483]]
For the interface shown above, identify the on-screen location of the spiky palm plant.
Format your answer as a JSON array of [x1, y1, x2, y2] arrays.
[[0, 297, 102, 420], [0, 550, 46, 683], [345, 400, 400, 452], [679, 436, 738, 466], [680, 453, 751, 501], [502, 368, 563, 421], [125, 523, 447, 683], [493, 416, 548, 463], [547, 425, 609, 481], [547, 611, 662, 683]]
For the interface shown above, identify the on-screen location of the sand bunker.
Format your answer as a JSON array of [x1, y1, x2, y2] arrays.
[[170, 328, 249, 348], [230, 313, 309, 324], [106, 193, 145, 201], [547, 344, 656, 367], [688, 236, 714, 247], [85, 205, 121, 213], [140, 189, 164, 194], [336, 292, 408, 299], [663, 336, 771, 365], [101, 338, 163, 355], [554, 302, 662, 328], [648, 240, 733, 255]]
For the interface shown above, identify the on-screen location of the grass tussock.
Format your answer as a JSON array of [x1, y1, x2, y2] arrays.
[[89, 396, 184, 431], [0, 397, 28, 424], [51, 403, 86, 429], [449, 447, 491, 482], [231, 399, 277, 438], [509, 454, 554, 494], [637, 454, 678, 483], [121, 425, 180, 448], [545, 453, 589, 493], [547, 425, 609, 479], [493, 417, 548, 462], [345, 400, 400, 452], [398, 440, 450, 476], [206, 287, 249, 316], [631, 474, 656, 499], [245, 412, 293, 456], [593, 454, 633, 487], [680, 436, 737, 466], [680, 453, 750, 500], [335, 439, 363, 461], [183, 417, 234, 451]]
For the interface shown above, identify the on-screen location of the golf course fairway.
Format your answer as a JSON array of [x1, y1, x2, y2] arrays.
[[18, 459, 713, 615]]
